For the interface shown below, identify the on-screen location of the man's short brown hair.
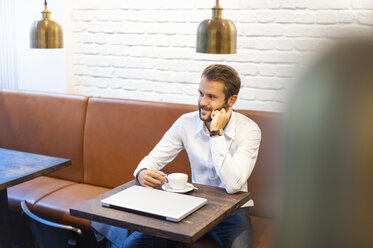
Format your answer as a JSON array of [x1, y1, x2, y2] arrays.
[[201, 64, 241, 100]]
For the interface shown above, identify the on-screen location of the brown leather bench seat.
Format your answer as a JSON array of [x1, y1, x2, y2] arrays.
[[32, 183, 109, 229], [0, 89, 279, 248], [7, 176, 77, 212]]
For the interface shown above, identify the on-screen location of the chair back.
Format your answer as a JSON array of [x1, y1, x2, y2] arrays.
[[21, 201, 83, 248]]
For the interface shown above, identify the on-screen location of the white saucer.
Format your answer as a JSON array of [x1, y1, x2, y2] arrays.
[[161, 183, 195, 193]]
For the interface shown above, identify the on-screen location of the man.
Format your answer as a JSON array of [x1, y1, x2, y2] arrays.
[[92, 64, 261, 248]]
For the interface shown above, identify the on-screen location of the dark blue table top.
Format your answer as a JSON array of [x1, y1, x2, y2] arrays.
[[0, 148, 71, 190]]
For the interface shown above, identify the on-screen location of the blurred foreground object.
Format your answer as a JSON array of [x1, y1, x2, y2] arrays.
[[30, 0, 63, 48], [278, 39, 373, 248]]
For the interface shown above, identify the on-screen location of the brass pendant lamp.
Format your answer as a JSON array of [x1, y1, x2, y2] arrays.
[[30, 0, 63, 48], [196, 0, 236, 54]]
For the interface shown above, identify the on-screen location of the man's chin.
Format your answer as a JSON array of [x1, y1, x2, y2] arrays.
[[199, 113, 212, 122]]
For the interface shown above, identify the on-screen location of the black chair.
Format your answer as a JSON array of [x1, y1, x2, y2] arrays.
[[21, 201, 83, 248]]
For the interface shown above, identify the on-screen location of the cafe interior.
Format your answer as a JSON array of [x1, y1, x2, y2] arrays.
[[1, 0, 373, 248]]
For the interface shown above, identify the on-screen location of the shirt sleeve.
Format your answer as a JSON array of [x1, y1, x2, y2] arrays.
[[210, 124, 261, 194], [133, 117, 185, 178]]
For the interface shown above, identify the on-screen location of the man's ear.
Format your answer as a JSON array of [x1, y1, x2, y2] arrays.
[[228, 95, 238, 107]]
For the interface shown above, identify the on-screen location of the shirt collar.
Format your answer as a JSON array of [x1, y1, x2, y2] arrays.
[[195, 111, 236, 140], [195, 116, 205, 135]]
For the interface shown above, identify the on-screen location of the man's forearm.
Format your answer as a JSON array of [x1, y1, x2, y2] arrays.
[[210, 135, 260, 193]]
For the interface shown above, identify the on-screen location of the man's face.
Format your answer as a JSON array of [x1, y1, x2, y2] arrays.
[[198, 77, 228, 122]]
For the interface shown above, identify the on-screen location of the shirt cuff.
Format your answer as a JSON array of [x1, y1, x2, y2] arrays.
[[133, 165, 148, 179]]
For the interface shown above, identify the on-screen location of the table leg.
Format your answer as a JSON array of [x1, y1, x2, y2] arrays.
[[0, 189, 10, 248]]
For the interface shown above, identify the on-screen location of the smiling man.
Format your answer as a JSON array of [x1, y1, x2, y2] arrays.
[[133, 64, 261, 248], [92, 64, 261, 248]]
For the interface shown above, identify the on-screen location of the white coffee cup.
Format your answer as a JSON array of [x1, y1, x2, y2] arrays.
[[166, 173, 188, 190]]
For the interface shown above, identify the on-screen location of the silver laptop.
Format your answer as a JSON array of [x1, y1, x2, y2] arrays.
[[101, 185, 207, 222]]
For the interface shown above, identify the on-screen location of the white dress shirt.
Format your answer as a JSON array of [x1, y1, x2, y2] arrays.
[[134, 111, 261, 207]]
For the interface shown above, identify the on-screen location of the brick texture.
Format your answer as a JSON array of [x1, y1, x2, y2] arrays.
[[69, 0, 373, 112]]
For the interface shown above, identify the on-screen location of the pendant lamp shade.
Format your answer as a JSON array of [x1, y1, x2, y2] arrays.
[[30, 0, 63, 49], [196, 0, 236, 54]]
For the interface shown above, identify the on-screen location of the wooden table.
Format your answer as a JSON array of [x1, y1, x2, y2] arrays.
[[0, 148, 71, 248], [70, 179, 250, 244]]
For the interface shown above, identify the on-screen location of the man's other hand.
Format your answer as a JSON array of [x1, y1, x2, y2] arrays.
[[137, 169, 167, 188]]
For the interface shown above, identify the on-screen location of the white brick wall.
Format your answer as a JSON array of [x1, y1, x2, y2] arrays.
[[69, 0, 373, 112]]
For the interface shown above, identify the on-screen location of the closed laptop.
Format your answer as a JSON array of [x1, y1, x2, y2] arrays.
[[101, 185, 207, 222]]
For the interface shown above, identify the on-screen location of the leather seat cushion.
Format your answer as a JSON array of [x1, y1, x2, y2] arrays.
[[7, 176, 77, 212], [251, 215, 275, 248], [32, 183, 109, 229]]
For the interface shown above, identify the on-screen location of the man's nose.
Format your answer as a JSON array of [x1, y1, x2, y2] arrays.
[[199, 96, 209, 106]]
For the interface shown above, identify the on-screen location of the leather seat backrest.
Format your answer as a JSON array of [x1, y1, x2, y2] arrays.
[[0, 89, 87, 182], [239, 110, 282, 218], [83, 97, 195, 188]]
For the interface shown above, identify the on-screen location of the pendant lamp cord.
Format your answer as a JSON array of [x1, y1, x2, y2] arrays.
[[45, 0, 47, 6]]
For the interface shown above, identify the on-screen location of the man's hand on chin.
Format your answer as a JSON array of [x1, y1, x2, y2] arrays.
[[210, 107, 233, 132], [137, 169, 167, 188]]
